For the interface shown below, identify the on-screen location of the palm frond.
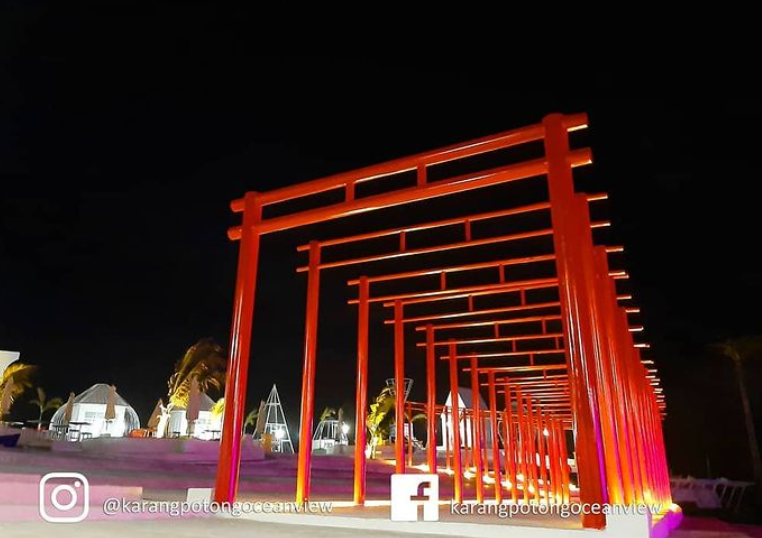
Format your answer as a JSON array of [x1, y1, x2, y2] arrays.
[[211, 397, 225, 417], [0, 363, 36, 396], [244, 408, 259, 428], [712, 337, 762, 363], [45, 397, 64, 413], [320, 406, 336, 422], [167, 338, 227, 408]]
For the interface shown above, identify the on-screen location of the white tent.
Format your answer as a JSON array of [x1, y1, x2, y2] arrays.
[[257, 385, 294, 453], [167, 392, 221, 439], [438, 388, 493, 450], [313, 419, 349, 451], [50, 383, 140, 439]]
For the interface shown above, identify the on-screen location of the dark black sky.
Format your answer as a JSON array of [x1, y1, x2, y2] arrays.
[[2, 6, 761, 480]]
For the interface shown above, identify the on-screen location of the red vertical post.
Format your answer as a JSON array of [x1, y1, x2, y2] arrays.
[[425, 324, 437, 473], [487, 371, 502, 503], [552, 420, 562, 501], [547, 416, 560, 504], [515, 387, 529, 504], [505, 386, 518, 503], [295, 241, 321, 504], [544, 113, 607, 528], [481, 412, 490, 475], [215, 192, 261, 503], [448, 341, 463, 502], [444, 406, 452, 472], [525, 396, 540, 504], [394, 300, 406, 474], [470, 356, 485, 502], [575, 195, 625, 504], [650, 388, 671, 504], [407, 402, 414, 466], [537, 408, 549, 503], [558, 424, 571, 503], [555, 419, 567, 503], [594, 246, 636, 504], [353, 276, 370, 505], [501, 409, 510, 484], [463, 411, 471, 472], [618, 308, 648, 502]]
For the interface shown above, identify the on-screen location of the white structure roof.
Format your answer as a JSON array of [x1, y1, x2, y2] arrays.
[[50, 383, 141, 433], [69, 383, 133, 406], [443, 387, 487, 410]]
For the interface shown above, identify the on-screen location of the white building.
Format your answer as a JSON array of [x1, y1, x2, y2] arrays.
[[50, 384, 140, 438]]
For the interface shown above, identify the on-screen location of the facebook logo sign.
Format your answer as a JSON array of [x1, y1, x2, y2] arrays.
[[390, 474, 439, 522]]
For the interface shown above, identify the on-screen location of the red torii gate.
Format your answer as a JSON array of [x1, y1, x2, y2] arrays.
[[214, 113, 670, 530]]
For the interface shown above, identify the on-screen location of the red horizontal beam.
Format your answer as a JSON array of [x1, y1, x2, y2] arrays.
[[474, 377, 568, 384], [348, 254, 556, 286], [425, 332, 562, 348], [475, 364, 568, 373], [385, 301, 561, 325], [415, 314, 561, 332], [440, 349, 565, 360], [481, 374, 569, 383], [231, 113, 588, 211], [229, 148, 592, 237], [379, 280, 559, 308], [351, 277, 558, 306], [301, 201, 552, 253], [306, 227, 557, 273]]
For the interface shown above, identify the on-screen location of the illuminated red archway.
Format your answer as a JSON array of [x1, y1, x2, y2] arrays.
[[214, 113, 670, 530]]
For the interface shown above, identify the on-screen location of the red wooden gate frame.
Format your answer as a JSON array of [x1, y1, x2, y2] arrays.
[[214, 113, 670, 530]]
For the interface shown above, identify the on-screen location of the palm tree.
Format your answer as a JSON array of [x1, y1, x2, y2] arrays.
[[0, 363, 36, 398], [29, 388, 63, 430], [166, 338, 227, 409], [0, 363, 36, 418], [243, 407, 259, 434], [319, 406, 337, 422], [366, 386, 395, 458], [713, 337, 762, 491]]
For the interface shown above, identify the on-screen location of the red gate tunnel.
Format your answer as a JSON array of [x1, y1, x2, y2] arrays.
[[214, 113, 669, 530]]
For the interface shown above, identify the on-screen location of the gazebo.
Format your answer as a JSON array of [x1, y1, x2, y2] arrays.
[[50, 383, 140, 438]]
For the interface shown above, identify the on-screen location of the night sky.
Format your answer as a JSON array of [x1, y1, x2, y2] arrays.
[[2, 7, 761, 481]]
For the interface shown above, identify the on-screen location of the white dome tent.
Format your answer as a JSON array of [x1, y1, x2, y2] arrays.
[[50, 383, 140, 439], [166, 392, 222, 440]]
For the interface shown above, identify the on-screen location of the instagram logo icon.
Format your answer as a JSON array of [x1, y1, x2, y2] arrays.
[[39, 472, 90, 523]]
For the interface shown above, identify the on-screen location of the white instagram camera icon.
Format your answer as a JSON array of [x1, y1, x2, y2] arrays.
[[39, 472, 90, 523]]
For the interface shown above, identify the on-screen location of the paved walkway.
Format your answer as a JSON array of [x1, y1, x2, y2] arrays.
[[0, 517, 759, 538], [0, 519, 454, 538]]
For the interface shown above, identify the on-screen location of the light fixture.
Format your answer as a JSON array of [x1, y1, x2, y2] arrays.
[[275, 428, 285, 440], [341, 423, 350, 435]]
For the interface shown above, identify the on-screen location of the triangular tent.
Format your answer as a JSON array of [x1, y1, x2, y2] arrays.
[[256, 384, 294, 453]]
